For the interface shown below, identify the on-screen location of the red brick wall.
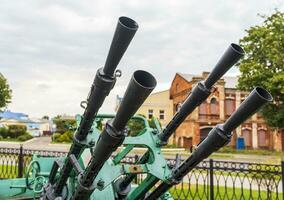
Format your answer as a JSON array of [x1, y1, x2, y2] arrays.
[[169, 73, 280, 151]]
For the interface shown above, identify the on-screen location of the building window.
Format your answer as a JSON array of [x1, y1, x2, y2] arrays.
[[225, 99, 235, 116], [258, 129, 267, 147], [242, 129, 251, 147], [199, 102, 207, 115], [148, 109, 153, 119], [210, 98, 219, 115], [159, 110, 165, 120]]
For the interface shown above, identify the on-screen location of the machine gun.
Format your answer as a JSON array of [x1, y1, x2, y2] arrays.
[[0, 16, 273, 200], [43, 16, 139, 199]]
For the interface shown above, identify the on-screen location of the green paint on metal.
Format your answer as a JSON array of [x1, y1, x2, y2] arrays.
[[0, 114, 173, 200], [126, 175, 159, 200]]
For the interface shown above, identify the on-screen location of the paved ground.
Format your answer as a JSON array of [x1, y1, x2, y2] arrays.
[[0, 136, 70, 152], [0, 136, 282, 164]]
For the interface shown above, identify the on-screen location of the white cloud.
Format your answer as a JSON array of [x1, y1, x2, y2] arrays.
[[0, 0, 283, 117]]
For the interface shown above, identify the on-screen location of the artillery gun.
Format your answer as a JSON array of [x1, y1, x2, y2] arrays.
[[0, 16, 273, 200]]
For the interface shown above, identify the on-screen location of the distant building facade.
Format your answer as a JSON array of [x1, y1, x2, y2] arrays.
[[116, 90, 174, 134], [0, 110, 54, 137], [136, 90, 173, 128], [169, 72, 282, 151]]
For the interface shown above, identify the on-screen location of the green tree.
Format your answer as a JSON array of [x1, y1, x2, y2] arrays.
[[127, 118, 146, 136], [237, 11, 284, 130], [127, 114, 162, 136], [0, 73, 12, 109], [42, 115, 49, 120], [53, 116, 76, 134]]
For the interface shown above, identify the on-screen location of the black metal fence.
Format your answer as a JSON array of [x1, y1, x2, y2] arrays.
[[0, 146, 283, 200], [0, 145, 67, 179]]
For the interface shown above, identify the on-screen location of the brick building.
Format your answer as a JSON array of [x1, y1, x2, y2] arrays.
[[169, 72, 282, 151]]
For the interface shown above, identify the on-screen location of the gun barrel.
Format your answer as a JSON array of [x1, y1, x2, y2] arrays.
[[146, 87, 272, 200], [113, 70, 157, 130], [72, 70, 156, 200], [75, 17, 138, 141], [204, 43, 244, 89], [103, 16, 138, 77], [223, 87, 273, 133], [159, 43, 244, 144], [50, 16, 139, 197]]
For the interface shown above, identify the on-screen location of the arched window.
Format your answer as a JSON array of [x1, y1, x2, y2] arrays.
[[199, 102, 207, 115], [225, 99, 235, 116], [210, 98, 219, 115], [258, 129, 267, 147], [242, 129, 251, 147]]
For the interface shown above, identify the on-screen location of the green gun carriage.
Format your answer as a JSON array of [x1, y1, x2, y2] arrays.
[[0, 16, 272, 200]]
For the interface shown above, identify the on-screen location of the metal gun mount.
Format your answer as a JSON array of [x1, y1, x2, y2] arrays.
[[0, 16, 273, 200]]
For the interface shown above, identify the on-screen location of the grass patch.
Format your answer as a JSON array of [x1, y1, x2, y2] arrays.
[[218, 147, 282, 156], [170, 184, 282, 200], [0, 136, 33, 142], [0, 164, 18, 179]]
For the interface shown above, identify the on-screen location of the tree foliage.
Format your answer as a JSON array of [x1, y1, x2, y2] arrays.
[[127, 114, 162, 136], [0, 125, 32, 141], [127, 115, 146, 136], [53, 116, 76, 134], [0, 73, 12, 109], [237, 11, 284, 129]]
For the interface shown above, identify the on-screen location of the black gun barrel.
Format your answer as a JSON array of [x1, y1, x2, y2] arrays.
[[72, 70, 156, 200], [113, 70, 157, 130], [76, 16, 138, 141], [118, 44, 245, 195], [204, 43, 244, 89], [223, 87, 273, 133], [146, 87, 272, 200], [50, 16, 139, 197], [159, 43, 244, 144], [103, 16, 138, 77]]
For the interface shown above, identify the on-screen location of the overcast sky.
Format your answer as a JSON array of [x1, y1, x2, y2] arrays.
[[1, 0, 283, 118]]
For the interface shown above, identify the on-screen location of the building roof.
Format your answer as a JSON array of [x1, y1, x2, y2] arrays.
[[0, 110, 28, 120], [0, 118, 34, 124], [177, 73, 195, 82], [177, 73, 238, 88]]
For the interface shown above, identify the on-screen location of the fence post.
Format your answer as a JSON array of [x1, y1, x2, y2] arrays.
[[18, 144, 24, 178], [281, 160, 284, 200], [209, 159, 214, 200], [134, 155, 139, 184]]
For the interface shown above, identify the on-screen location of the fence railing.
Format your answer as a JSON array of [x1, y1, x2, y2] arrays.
[[0, 146, 283, 200]]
